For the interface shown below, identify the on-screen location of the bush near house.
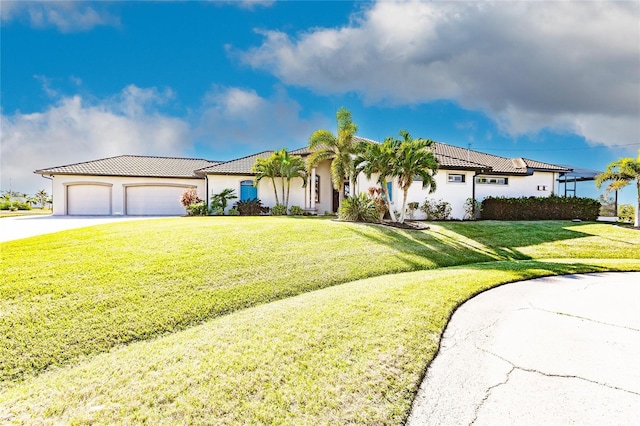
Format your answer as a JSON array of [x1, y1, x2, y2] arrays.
[[234, 198, 268, 216], [270, 204, 287, 216], [289, 205, 304, 216], [481, 195, 600, 220], [618, 204, 635, 223], [421, 198, 452, 220], [338, 193, 379, 223]]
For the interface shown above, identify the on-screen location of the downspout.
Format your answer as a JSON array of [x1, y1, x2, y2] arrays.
[[472, 169, 484, 219], [205, 174, 209, 211], [41, 175, 53, 211]]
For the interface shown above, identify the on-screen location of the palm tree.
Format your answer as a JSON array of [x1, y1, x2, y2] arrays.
[[391, 130, 439, 223], [354, 138, 400, 222], [36, 189, 49, 209], [596, 152, 640, 227], [252, 152, 282, 205], [307, 107, 358, 208], [280, 151, 307, 210], [210, 188, 238, 211]]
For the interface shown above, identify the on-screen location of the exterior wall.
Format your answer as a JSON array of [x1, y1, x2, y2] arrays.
[[356, 170, 474, 220], [207, 174, 308, 213], [475, 172, 555, 201], [314, 160, 334, 214], [49, 174, 204, 215]]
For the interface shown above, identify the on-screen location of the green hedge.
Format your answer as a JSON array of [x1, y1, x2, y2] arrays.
[[481, 195, 600, 221]]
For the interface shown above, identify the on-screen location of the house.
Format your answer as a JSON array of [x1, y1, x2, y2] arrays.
[[35, 137, 571, 218]]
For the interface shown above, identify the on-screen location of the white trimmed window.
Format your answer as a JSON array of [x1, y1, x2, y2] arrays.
[[448, 173, 466, 183], [476, 177, 509, 185]]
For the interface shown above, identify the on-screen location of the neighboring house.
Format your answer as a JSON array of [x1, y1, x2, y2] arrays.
[[35, 138, 571, 218]]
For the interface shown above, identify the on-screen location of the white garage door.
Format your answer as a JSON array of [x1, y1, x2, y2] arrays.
[[126, 186, 188, 216], [67, 184, 111, 215]]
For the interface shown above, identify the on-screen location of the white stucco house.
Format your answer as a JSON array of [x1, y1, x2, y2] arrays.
[[35, 137, 571, 218]]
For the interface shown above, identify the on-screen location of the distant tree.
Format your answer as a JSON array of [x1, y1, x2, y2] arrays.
[[36, 189, 49, 209], [595, 152, 640, 227], [307, 107, 359, 208]]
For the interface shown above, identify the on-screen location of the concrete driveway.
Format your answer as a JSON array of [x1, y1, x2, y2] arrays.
[[0, 215, 170, 243], [407, 272, 640, 425]]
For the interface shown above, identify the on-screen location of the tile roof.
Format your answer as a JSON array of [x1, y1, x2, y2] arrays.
[[35, 155, 220, 178], [432, 143, 570, 174], [196, 151, 275, 175]]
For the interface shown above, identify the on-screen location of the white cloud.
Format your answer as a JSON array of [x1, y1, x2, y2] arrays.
[[241, 0, 640, 150], [1, 0, 119, 32], [0, 86, 190, 195], [196, 86, 330, 152]]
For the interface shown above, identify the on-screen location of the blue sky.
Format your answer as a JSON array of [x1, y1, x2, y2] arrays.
[[1, 0, 639, 206]]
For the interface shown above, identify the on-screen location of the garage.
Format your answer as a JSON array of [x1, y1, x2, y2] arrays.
[[67, 184, 112, 215], [125, 185, 189, 216]]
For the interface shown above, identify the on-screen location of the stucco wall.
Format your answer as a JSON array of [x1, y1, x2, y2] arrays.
[[49, 175, 204, 215]]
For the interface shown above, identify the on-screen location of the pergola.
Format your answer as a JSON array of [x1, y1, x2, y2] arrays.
[[557, 167, 616, 213]]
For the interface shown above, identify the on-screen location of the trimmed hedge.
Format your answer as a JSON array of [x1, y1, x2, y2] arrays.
[[481, 195, 600, 221], [0, 201, 32, 210]]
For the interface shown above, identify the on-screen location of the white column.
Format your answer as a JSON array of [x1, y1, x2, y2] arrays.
[[310, 167, 317, 210]]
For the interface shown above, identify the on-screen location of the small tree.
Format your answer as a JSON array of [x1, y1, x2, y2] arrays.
[[595, 153, 640, 227], [252, 153, 282, 205], [210, 188, 238, 214], [307, 107, 359, 209], [36, 189, 49, 209], [354, 139, 399, 222], [180, 188, 202, 215], [618, 204, 635, 223]]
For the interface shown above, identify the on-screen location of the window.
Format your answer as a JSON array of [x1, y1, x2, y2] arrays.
[[386, 181, 393, 202], [448, 174, 466, 183], [315, 175, 320, 203], [475, 177, 509, 185], [240, 180, 257, 201]]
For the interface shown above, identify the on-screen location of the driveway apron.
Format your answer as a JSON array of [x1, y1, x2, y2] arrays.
[[407, 272, 640, 425]]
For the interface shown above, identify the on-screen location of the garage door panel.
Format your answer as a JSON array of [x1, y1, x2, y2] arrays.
[[126, 186, 188, 216], [67, 185, 111, 215]]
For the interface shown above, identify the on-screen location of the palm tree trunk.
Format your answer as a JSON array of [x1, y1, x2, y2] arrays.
[[281, 178, 286, 207], [338, 181, 345, 207], [399, 188, 409, 223], [285, 179, 291, 210], [381, 181, 397, 222], [635, 181, 639, 227], [271, 178, 279, 204]]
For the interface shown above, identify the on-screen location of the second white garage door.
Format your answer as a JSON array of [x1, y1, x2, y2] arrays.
[[125, 186, 188, 216]]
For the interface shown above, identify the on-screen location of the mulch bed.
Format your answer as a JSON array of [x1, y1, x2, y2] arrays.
[[379, 220, 430, 230]]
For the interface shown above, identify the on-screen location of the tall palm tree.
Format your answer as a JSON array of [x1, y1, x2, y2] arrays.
[[596, 152, 640, 227], [391, 130, 439, 223], [252, 152, 282, 205], [307, 107, 358, 208], [280, 151, 307, 210], [354, 138, 400, 222]]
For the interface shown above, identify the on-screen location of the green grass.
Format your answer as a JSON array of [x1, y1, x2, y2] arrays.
[[1, 218, 639, 424], [1, 260, 639, 425], [0, 209, 51, 218]]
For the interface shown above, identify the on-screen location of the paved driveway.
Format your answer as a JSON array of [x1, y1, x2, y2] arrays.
[[407, 272, 640, 425], [0, 215, 170, 243]]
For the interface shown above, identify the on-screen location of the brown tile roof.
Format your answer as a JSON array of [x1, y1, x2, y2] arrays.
[[197, 151, 275, 175], [35, 155, 220, 178], [431, 143, 570, 174]]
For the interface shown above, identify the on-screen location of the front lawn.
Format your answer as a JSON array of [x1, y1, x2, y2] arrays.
[[1, 218, 638, 423]]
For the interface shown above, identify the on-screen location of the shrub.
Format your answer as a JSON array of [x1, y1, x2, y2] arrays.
[[463, 198, 482, 220], [289, 206, 304, 216], [234, 198, 265, 216], [180, 188, 202, 208], [618, 204, 635, 223], [0, 201, 31, 210], [481, 195, 600, 220], [227, 208, 240, 216], [209, 207, 224, 216], [271, 203, 287, 216], [338, 194, 379, 223], [210, 189, 238, 212], [367, 187, 388, 222], [406, 202, 419, 220], [421, 199, 452, 220], [186, 201, 207, 216]]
